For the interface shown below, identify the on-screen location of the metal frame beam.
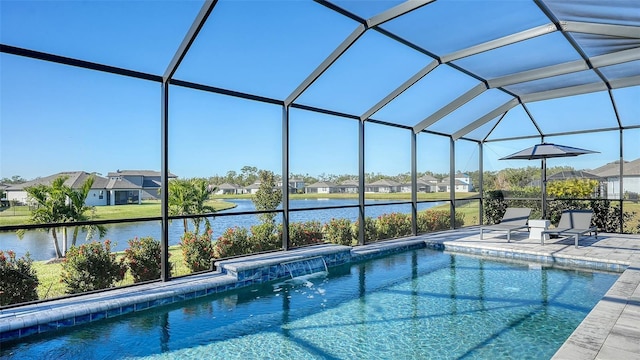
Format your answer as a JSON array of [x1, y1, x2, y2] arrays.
[[413, 83, 487, 133], [411, 131, 418, 235], [442, 23, 557, 63], [449, 138, 456, 229], [478, 142, 484, 226], [1, 44, 161, 82], [358, 119, 366, 246], [561, 21, 640, 39], [590, 47, 640, 68], [482, 112, 508, 142], [285, 24, 366, 106], [610, 75, 640, 89], [522, 82, 608, 102], [160, 84, 170, 281], [488, 48, 640, 88], [163, 0, 218, 81], [488, 60, 588, 88], [535, 0, 613, 91], [452, 98, 520, 140], [367, 0, 435, 28], [282, 105, 290, 250], [361, 60, 439, 120], [159, 0, 218, 281], [484, 125, 636, 143]]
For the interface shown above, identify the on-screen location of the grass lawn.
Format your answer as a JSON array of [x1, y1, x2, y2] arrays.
[[429, 201, 480, 226], [32, 245, 192, 300], [0, 200, 237, 227]]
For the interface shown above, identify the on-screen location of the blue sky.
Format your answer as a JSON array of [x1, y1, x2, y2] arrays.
[[1, 0, 638, 181]]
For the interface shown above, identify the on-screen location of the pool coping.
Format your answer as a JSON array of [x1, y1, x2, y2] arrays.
[[1, 231, 638, 359]]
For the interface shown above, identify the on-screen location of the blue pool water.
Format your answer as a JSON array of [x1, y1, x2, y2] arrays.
[[1, 249, 618, 359]]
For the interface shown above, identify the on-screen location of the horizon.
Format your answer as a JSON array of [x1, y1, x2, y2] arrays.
[[2, 157, 626, 186]]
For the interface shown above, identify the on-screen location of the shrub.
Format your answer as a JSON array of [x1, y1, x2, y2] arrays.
[[181, 230, 215, 272], [417, 210, 447, 232], [61, 240, 126, 294], [214, 227, 252, 259], [376, 212, 412, 240], [323, 218, 355, 246], [250, 222, 280, 252], [353, 216, 378, 243], [0, 250, 39, 306], [483, 190, 507, 225], [284, 221, 324, 247], [590, 199, 636, 233], [124, 237, 164, 283]]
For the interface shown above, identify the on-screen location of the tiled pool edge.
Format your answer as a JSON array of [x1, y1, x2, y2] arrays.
[[424, 240, 628, 273], [0, 245, 354, 343], [0, 236, 632, 344], [552, 262, 640, 359], [0, 273, 241, 343]]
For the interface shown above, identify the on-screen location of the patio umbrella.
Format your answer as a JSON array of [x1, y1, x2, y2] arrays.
[[499, 143, 599, 219]]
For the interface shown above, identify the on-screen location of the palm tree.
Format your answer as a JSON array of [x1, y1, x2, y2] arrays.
[[190, 179, 216, 235], [168, 179, 193, 233], [18, 177, 70, 258], [18, 175, 105, 258], [66, 176, 106, 247], [168, 178, 217, 235]]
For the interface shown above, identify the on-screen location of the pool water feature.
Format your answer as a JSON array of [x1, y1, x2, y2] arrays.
[[0, 248, 618, 359], [282, 256, 328, 278]]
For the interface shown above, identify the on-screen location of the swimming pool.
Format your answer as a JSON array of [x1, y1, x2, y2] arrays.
[[0, 248, 618, 359]]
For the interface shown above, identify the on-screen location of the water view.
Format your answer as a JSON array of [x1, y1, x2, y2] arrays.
[[0, 199, 443, 261]]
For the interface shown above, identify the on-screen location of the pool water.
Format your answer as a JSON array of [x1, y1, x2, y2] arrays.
[[1, 248, 618, 359]]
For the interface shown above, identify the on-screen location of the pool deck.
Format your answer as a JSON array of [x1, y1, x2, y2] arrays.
[[1, 228, 639, 359]]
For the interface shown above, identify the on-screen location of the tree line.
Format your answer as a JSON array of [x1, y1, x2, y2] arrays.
[[206, 164, 577, 191], [2, 164, 579, 198]]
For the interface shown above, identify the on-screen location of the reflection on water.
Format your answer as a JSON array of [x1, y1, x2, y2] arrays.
[[0, 199, 440, 261]]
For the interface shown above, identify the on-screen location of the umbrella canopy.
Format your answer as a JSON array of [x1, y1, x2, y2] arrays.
[[499, 143, 598, 161], [500, 143, 599, 219]]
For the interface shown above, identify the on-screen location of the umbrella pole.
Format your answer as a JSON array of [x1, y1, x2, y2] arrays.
[[542, 158, 547, 219]]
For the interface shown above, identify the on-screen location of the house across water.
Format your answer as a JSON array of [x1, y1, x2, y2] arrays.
[[4, 170, 176, 206]]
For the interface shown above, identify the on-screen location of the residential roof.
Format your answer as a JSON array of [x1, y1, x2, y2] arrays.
[[6, 171, 107, 190], [591, 158, 640, 177], [368, 179, 401, 187], [142, 179, 161, 188], [440, 178, 471, 186], [338, 179, 359, 187], [106, 177, 140, 190], [106, 170, 177, 178], [418, 175, 438, 182], [307, 181, 337, 188], [244, 182, 261, 190], [217, 183, 240, 190], [548, 170, 601, 181]]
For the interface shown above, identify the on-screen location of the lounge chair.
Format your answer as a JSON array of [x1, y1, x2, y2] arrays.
[[541, 209, 597, 248], [480, 207, 531, 242]]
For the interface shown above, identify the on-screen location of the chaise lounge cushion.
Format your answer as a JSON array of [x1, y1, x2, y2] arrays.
[[541, 210, 597, 248]]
